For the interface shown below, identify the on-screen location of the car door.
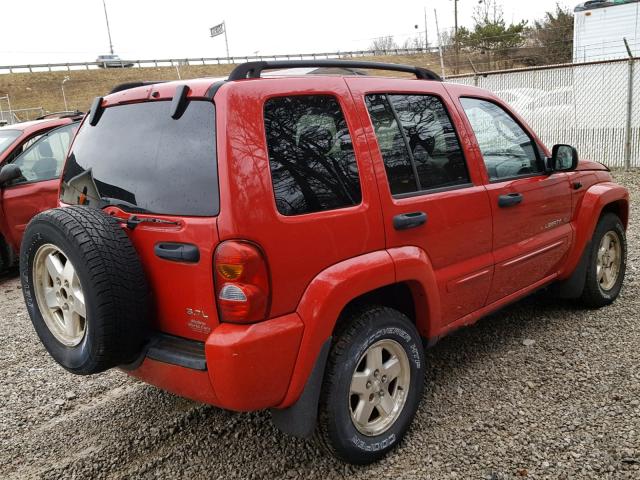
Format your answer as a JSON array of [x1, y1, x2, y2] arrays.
[[347, 77, 494, 328], [1, 123, 76, 248], [454, 95, 573, 304]]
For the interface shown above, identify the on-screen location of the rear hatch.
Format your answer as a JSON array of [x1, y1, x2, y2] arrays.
[[60, 98, 220, 341]]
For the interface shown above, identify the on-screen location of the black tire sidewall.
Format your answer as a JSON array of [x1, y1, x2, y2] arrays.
[[326, 311, 425, 463], [22, 220, 101, 373], [586, 213, 627, 304]]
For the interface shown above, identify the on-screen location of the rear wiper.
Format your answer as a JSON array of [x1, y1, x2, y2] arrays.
[[125, 215, 180, 230], [100, 197, 150, 214]]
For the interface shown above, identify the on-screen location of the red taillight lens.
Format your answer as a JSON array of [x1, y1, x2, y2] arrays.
[[214, 241, 270, 324]]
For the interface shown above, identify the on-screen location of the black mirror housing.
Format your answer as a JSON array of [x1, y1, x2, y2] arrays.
[[549, 144, 578, 172], [0, 164, 23, 185]]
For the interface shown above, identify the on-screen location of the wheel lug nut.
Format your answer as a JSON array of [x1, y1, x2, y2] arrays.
[[64, 280, 69, 287], [56, 278, 61, 286], [366, 381, 372, 389], [374, 370, 379, 378], [382, 375, 387, 383], [379, 390, 384, 397], [369, 393, 374, 402]]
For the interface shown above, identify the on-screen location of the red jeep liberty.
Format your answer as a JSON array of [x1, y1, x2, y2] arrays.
[[20, 61, 628, 464]]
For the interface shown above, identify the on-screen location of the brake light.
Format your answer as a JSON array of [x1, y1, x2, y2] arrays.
[[214, 241, 270, 324]]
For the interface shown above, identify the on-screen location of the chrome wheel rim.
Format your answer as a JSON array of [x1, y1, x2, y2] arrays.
[[349, 339, 410, 436], [33, 244, 87, 347], [597, 231, 622, 292]]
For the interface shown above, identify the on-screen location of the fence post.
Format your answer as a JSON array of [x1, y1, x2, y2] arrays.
[[624, 39, 634, 171]]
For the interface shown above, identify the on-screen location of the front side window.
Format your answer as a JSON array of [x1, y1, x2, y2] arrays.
[[10, 123, 76, 184], [0, 129, 20, 156], [460, 98, 542, 181], [365, 94, 470, 196], [264, 95, 362, 216]]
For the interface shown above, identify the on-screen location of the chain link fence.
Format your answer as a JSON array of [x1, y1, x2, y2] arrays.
[[449, 58, 639, 169]]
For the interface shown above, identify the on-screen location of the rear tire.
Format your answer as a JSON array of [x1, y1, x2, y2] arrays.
[[316, 306, 425, 464], [21, 206, 150, 374], [579, 213, 626, 308]]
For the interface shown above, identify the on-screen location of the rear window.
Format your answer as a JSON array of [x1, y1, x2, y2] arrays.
[[61, 100, 218, 216]]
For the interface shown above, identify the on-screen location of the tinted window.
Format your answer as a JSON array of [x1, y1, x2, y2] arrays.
[[12, 123, 76, 184], [365, 95, 417, 195], [366, 94, 470, 196], [264, 95, 362, 216], [460, 98, 542, 181], [61, 101, 218, 216]]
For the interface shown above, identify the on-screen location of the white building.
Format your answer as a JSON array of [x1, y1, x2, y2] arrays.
[[573, 0, 640, 62]]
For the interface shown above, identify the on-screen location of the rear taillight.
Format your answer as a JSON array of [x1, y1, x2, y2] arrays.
[[214, 241, 270, 324]]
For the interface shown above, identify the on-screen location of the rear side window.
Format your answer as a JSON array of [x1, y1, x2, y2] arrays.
[[365, 94, 470, 196], [61, 100, 218, 216], [264, 95, 362, 216]]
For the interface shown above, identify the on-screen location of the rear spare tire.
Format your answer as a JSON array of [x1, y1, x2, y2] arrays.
[[20, 206, 150, 374]]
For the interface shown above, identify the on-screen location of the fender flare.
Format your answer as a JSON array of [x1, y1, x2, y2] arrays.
[[271, 247, 440, 437], [278, 250, 396, 410], [559, 182, 629, 281]]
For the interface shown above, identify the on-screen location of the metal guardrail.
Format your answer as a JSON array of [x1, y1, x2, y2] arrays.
[[0, 48, 440, 74]]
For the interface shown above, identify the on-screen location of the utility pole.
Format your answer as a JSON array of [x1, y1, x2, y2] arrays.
[[102, 0, 114, 54], [453, 0, 459, 74], [424, 7, 429, 50], [434, 9, 446, 79], [61, 76, 70, 111]]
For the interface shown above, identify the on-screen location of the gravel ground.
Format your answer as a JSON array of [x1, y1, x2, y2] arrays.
[[1, 172, 638, 480]]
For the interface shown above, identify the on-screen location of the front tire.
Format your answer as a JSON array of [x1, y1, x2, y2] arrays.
[[316, 306, 425, 464], [580, 213, 626, 308]]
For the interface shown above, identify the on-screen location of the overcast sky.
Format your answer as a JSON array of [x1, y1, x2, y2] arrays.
[[1, 0, 575, 65]]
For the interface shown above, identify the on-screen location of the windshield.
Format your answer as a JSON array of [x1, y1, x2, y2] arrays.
[[0, 130, 21, 156], [60, 100, 218, 216]]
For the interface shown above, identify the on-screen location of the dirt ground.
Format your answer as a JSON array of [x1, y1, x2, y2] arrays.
[[0, 171, 638, 480]]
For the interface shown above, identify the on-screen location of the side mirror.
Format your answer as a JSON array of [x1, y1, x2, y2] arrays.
[[0, 164, 22, 186], [549, 144, 578, 172]]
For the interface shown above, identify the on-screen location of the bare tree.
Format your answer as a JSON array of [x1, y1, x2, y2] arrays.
[[402, 35, 426, 50], [369, 36, 399, 52]]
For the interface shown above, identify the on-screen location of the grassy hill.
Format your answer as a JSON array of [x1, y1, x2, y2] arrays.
[[0, 53, 455, 117]]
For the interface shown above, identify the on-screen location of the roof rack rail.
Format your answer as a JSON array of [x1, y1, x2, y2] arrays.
[[36, 110, 85, 120], [108, 81, 167, 94], [228, 60, 442, 81]]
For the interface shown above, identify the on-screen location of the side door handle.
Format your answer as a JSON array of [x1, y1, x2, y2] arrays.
[[498, 193, 523, 208], [393, 212, 428, 231]]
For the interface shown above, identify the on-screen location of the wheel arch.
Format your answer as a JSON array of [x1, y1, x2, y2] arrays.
[[276, 246, 438, 410], [560, 182, 629, 280]]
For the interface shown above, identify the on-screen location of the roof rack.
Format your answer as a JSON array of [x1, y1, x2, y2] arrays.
[[108, 81, 167, 94], [36, 110, 84, 120], [228, 60, 442, 81]]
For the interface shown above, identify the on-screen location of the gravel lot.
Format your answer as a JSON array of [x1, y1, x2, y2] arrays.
[[1, 172, 638, 480]]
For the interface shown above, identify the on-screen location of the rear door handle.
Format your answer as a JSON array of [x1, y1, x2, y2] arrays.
[[393, 212, 428, 230], [498, 193, 523, 208], [154, 242, 200, 263]]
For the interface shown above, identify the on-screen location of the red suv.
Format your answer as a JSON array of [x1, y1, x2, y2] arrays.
[[20, 61, 629, 464], [0, 116, 81, 271]]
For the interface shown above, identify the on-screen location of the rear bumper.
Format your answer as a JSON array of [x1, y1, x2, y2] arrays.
[[125, 313, 304, 411]]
